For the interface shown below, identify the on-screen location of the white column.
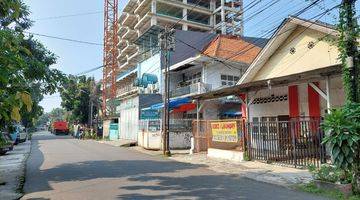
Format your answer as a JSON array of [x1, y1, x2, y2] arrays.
[[202, 63, 206, 83], [182, 6, 188, 30], [151, 0, 157, 26], [326, 76, 331, 113], [221, 0, 226, 34], [151, 0, 156, 13]]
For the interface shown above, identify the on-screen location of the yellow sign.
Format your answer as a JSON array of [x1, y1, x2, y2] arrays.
[[211, 121, 238, 143]]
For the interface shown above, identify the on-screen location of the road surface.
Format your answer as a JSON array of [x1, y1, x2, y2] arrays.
[[22, 132, 325, 200]]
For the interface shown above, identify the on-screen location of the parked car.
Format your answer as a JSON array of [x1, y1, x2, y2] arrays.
[[18, 126, 27, 143], [8, 125, 27, 144], [52, 121, 69, 135], [0, 132, 13, 155]]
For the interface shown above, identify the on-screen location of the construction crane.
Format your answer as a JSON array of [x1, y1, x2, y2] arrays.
[[102, 0, 118, 117]]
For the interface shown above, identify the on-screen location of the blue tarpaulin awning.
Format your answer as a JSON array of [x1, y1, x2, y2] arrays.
[[221, 111, 242, 116], [149, 97, 191, 110]]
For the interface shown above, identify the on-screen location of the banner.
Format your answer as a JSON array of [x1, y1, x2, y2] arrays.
[[211, 121, 238, 143]]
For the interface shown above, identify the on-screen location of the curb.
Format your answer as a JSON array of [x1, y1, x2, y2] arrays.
[[16, 140, 32, 199]]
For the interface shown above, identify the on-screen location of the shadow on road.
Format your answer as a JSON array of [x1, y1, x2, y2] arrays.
[[116, 174, 319, 200], [37, 159, 205, 183], [31, 133, 72, 141], [24, 134, 323, 200]]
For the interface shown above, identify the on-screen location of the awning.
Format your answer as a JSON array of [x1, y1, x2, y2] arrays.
[[221, 111, 242, 116], [172, 103, 196, 113], [150, 97, 191, 110]]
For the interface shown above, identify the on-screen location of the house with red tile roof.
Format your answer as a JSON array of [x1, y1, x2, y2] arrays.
[[165, 34, 267, 120]]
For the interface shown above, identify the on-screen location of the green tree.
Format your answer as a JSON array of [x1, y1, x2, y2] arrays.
[[322, 0, 360, 194], [59, 75, 96, 125], [49, 108, 66, 122], [35, 113, 50, 127], [0, 0, 65, 130]]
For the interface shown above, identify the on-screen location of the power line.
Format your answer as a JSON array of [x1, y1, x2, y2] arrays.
[[35, 11, 103, 21], [75, 65, 104, 76], [80, 1, 337, 80], [172, 1, 338, 80], [24, 31, 103, 46], [222, 0, 332, 63]]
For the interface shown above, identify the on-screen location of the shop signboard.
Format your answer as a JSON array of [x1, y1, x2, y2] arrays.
[[211, 121, 238, 143]]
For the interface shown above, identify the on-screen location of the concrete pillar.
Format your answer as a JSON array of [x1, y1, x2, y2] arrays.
[[326, 76, 331, 113], [201, 63, 206, 83], [210, 0, 216, 11], [221, 0, 226, 34], [151, 0, 157, 26], [151, 16, 157, 26], [151, 0, 156, 13], [182, 4, 188, 31]]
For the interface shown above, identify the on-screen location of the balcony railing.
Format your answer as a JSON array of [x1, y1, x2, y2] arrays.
[[117, 84, 137, 97], [170, 82, 212, 98]]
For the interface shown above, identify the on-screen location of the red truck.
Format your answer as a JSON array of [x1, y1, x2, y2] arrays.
[[52, 121, 69, 135]]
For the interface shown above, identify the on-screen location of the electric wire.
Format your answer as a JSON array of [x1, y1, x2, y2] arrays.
[[174, 2, 340, 80], [35, 11, 103, 21], [24, 31, 103, 46], [104, 0, 337, 82]]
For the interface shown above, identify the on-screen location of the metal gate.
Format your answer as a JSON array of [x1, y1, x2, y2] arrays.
[[247, 120, 327, 167]]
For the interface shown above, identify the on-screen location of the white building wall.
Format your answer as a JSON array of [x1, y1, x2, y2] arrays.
[[248, 86, 289, 121], [205, 63, 245, 90], [319, 76, 345, 115], [247, 76, 345, 121], [119, 96, 139, 141]]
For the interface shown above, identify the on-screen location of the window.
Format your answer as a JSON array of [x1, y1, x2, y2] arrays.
[[179, 71, 201, 87], [221, 74, 239, 86]]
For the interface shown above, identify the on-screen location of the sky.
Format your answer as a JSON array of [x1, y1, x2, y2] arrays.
[[23, 0, 358, 113]]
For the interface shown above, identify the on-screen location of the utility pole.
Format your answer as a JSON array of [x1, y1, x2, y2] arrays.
[[88, 78, 96, 128], [159, 26, 175, 156], [341, 0, 359, 103]]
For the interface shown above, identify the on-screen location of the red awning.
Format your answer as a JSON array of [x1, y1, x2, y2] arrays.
[[172, 103, 196, 113]]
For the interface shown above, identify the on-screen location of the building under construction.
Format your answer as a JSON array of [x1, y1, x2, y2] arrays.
[[102, 0, 244, 138], [118, 0, 244, 75]]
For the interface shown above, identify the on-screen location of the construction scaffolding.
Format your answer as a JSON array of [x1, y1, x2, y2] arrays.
[[102, 0, 119, 117]]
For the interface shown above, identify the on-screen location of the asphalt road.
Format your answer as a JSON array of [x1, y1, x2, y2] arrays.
[[22, 132, 326, 200]]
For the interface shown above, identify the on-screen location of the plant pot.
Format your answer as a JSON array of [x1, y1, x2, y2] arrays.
[[314, 180, 352, 197]]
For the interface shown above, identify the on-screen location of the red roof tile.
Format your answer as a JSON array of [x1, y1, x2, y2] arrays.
[[202, 35, 262, 64]]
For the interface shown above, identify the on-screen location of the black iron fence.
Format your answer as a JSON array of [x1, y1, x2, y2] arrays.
[[246, 120, 327, 168]]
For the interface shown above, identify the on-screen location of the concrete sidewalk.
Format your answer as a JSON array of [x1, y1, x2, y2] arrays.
[[0, 140, 31, 200], [170, 152, 312, 187], [97, 139, 137, 147], [130, 147, 312, 187]]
